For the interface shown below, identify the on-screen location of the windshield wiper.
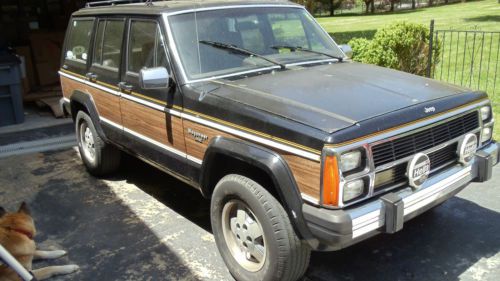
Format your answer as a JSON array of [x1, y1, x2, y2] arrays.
[[270, 45, 344, 62], [199, 40, 286, 70]]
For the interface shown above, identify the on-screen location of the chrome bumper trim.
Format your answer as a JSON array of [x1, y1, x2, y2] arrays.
[[350, 164, 472, 239]]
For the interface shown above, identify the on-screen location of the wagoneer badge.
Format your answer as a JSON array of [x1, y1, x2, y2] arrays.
[[188, 128, 208, 143], [407, 153, 431, 189], [458, 133, 478, 164]]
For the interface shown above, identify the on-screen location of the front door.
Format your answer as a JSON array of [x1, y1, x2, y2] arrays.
[[118, 18, 187, 176]]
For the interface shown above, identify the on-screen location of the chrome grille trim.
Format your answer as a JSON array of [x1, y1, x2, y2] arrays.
[[371, 111, 479, 167]]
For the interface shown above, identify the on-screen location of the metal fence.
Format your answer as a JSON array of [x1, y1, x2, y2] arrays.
[[428, 20, 500, 107]]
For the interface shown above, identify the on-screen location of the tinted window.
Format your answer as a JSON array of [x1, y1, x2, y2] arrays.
[[169, 7, 342, 80], [92, 19, 125, 70], [268, 13, 308, 49], [128, 20, 167, 73], [65, 19, 94, 63]]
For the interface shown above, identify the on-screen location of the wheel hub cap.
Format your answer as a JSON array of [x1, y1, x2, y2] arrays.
[[80, 122, 96, 163], [222, 200, 266, 272]]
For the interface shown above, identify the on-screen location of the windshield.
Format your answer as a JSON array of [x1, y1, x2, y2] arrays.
[[168, 7, 344, 80]]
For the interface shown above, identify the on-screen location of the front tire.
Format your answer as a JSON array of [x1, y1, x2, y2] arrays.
[[75, 111, 120, 176], [211, 174, 311, 281]]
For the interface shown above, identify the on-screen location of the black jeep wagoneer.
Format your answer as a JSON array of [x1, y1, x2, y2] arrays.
[[59, 1, 499, 280]]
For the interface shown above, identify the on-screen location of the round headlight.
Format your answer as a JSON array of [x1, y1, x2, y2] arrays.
[[340, 150, 362, 172]]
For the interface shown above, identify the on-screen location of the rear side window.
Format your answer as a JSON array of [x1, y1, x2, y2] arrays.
[[65, 19, 94, 63], [127, 20, 167, 73], [92, 19, 125, 70]]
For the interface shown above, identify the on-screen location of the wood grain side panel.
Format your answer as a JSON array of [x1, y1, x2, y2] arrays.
[[183, 120, 321, 200], [121, 98, 186, 152], [87, 87, 122, 125], [281, 154, 321, 199], [60, 76, 122, 125], [60, 76, 80, 100]]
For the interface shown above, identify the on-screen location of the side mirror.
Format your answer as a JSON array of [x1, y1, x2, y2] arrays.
[[339, 44, 353, 59], [139, 67, 170, 89]]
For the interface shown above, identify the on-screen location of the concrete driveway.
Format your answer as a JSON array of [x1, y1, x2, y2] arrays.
[[0, 148, 499, 281]]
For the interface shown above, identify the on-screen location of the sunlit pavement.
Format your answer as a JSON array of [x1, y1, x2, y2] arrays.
[[0, 148, 499, 280]]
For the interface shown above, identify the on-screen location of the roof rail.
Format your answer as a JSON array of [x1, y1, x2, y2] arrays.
[[85, 0, 157, 8]]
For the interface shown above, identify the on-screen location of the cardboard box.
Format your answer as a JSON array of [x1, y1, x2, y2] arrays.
[[29, 32, 64, 63], [28, 32, 64, 86], [36, 62, 60, 86]]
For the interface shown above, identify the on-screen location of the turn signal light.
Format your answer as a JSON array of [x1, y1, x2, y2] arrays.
[[323, 155, 340, 206]]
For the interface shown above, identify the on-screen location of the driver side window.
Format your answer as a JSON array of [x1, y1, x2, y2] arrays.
[[127, 20, 168, 74]]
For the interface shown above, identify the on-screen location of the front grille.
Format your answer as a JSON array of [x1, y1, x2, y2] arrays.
[[372, 111, 479, 167], [374, 143, 459, 190], [428, 143, 458, 171]]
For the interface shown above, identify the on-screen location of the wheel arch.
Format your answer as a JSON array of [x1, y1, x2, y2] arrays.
[[200, 136, 317, 245], [70, 90, 108, 142]]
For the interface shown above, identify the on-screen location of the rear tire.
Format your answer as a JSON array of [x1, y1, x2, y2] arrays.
[[211, 174, 311, 281], [75, 111, 120, 176]]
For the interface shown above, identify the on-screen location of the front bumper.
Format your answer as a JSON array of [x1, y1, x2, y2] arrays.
[[303, 141, 499, 251]]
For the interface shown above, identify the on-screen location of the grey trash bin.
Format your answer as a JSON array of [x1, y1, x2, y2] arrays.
[[0, 54, 24, 127]]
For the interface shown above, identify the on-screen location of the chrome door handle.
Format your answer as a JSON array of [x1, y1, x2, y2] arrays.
[[85, 72, 97, 81], [118, 82, 133, 91]]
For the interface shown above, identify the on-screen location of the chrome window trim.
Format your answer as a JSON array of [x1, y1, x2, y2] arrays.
[[321, 99, 489, 209], [283, 58, 340, 67], [164, 4, 303, 17], [161, 5, 345, 84]]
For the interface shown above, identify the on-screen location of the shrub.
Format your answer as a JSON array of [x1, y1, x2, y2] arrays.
[[348, 22, 440, 76]]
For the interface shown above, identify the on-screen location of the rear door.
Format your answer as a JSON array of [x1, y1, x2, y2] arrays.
[[85, 17, 127, 140], [119, 17, 187, 176]]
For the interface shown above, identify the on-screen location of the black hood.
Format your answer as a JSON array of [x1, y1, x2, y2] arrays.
[[191, 62, 484, 134]]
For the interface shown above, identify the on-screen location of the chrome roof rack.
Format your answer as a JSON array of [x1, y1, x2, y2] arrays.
[[85, 0, 158, 7]]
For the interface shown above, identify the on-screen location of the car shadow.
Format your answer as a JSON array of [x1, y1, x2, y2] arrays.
[[30, 178, 205, 281], [114, 153, 212, 232], [14, 150, 225, 281], [115, 153, 499, 281]]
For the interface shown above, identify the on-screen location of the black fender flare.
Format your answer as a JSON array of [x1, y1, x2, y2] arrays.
[[70, 90, 108, 142], [200, 136, 318, 247]]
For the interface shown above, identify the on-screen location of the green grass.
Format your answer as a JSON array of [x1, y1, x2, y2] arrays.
[[316, 0, 500, 139], [317, 0, 500, 43]]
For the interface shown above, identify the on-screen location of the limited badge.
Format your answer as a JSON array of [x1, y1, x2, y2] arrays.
[[458, 133, 478, 164], [407, 153, 431, 189]]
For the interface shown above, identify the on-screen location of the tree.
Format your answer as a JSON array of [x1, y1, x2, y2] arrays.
[[390, 0, 397, 12], [363, 0, 374, 13], [412, 0, 416, 9], [314, 0, 345, 16]]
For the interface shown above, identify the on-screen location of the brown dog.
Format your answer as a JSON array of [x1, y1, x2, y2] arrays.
[[0, 203, 78, 280]]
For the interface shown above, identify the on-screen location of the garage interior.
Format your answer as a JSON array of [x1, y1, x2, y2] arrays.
[[0, 0, 86, 125]]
